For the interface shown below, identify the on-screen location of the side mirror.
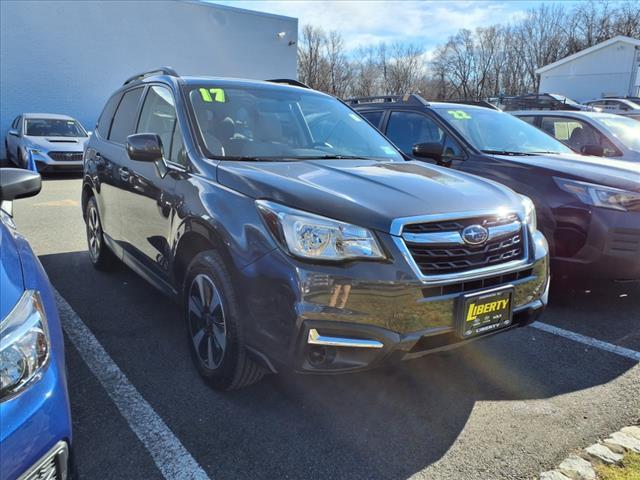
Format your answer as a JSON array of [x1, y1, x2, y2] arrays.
[[412, 142, 453, 166], [8, 129, 19, 137], [0, 168, 42, 201], [126, 133, 163, 162], [580, 144, 605, 157]]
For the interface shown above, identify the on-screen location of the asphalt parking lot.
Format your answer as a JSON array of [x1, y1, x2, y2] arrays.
[[11, 175, 640, 480]]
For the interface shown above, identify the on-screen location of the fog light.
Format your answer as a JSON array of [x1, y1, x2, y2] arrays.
[[307, 345, 335, 366]]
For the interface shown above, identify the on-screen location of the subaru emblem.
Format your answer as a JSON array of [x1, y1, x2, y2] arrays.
[[461, 224, 489, 245]]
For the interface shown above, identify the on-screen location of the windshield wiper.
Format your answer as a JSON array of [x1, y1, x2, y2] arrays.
[[232, 156, 298, 162], [481, 150, 537, 156], [283, 154, 368, 160]]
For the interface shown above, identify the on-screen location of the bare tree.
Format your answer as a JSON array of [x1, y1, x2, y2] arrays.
[[297, 0, 640, 100]]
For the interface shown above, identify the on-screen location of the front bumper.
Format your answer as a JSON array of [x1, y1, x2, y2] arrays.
[[552, 205, 640, 281], [0, 353, 73, 480], [240, 230, 549, 374], [29, 150, 84, 172], [35, 160, 83, 173]]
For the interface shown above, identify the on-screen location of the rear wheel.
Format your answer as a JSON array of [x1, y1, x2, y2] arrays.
[[85, 197, 117, 271], [184, 250, 264, 390]]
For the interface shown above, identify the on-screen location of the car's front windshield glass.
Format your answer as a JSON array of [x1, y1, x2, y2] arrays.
[[595, 115, 640, 152], [434, 107, 573, 155], [186, 84, 403, 161], [25, 118, 87, 137]]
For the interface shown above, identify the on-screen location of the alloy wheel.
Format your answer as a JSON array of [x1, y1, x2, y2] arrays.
[[87, 205, 102, 261], [188, 273, 227, 369]]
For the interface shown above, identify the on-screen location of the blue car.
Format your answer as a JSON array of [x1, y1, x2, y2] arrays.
[[1, 169, 73, 479]]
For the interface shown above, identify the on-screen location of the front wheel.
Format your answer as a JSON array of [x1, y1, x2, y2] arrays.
[[184, 251, 264, 390], [85, 197, 117, 271]]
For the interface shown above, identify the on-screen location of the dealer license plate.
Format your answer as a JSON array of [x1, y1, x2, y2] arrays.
[[457, 286, 514, 339]]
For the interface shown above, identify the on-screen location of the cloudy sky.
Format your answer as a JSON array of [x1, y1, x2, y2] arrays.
[[215, 1, 583, 53]]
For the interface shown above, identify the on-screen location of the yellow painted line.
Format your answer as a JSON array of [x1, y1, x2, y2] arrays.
[[33, 199, 80, 207]]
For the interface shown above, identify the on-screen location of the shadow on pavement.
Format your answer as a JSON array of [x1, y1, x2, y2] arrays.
[[40, 250, 639, 479]]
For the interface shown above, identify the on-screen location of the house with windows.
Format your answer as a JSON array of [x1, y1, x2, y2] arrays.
[[0, 0, 297, 158], [537, 36, 640, 102]]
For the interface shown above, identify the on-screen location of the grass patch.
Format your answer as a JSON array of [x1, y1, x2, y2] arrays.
[[596, 452, 640, 480]]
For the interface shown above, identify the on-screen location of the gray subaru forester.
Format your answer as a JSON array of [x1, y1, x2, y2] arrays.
[[82, 68, 549, 390]]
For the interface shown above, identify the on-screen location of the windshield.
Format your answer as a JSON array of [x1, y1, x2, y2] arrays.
[[25, 118, 87, 137], [186, 85, 403, 161], [594, 115, 640, 152], [434, 107, 573, 155]]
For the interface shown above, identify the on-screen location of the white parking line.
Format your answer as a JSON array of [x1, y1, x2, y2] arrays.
[[54, 290, 211, 480], [531, 321, 640, 362]]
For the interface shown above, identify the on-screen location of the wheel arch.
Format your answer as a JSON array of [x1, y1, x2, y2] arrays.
[[81, 187, 93, 219], [172, 220, 229, 292]]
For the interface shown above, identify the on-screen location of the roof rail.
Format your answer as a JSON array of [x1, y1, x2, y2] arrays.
[[266, 78, 310, 89], [446, 99, 501, 111], [345, 94, 429, 106], [123, 67, 179, 86]]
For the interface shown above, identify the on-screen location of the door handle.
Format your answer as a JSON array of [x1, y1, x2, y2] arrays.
[[118, 167, 130, 181]]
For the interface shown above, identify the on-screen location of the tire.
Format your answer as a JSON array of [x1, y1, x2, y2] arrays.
[[85, 196, 117, 271], [184, 250, 264, 390]]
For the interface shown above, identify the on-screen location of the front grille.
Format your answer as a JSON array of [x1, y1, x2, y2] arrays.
[[403, 213, 519, 233], [47, 151, 83, 162], [421, 268, 534, 298], [19, 441, 68, 480], [401, 213, 526, 276]]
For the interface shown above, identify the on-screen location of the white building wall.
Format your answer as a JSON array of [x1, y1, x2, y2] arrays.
[[538, 40, 638, 102], [0, 0, 297, 158]]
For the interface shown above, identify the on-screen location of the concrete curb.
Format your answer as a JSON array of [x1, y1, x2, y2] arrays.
[[539, 424, 640, 480]]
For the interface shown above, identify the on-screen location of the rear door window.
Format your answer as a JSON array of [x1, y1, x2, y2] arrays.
[[97, 93, 122, 139], [359, 111, 384, 129], [109, 88, 144, 144]]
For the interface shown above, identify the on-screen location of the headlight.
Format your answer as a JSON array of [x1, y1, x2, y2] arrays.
[[256, 200, 385, 261], [0, 290, 50, 400], [519, 194, 537, 232], [27, 148, 45, 159], [554, 177, 640, 212]]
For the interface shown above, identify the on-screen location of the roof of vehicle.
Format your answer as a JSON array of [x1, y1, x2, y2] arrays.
[[120, 68, 318, 97], [511, 110, 629, 121], [348, 95, 499, 111], [586, 98, 640, 106], [22, 113, 77, 120], [179, 76, 312, 90]]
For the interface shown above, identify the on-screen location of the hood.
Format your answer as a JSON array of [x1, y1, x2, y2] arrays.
[[217, 160, 522, 233], [492, 153, 640, 192], [24, 135, 87, 151], [0, 217, 24, 319]]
